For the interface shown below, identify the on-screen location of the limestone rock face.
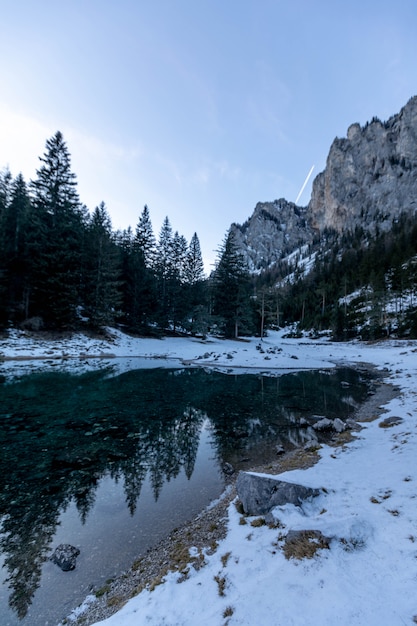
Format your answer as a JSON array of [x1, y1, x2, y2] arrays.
[[230, 199, 313, 272], [230, 96, 417, 272], [309, 96, 417, 234]]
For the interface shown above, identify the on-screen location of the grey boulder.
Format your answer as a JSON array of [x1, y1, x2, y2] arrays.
[[236, 471, 320, 516]]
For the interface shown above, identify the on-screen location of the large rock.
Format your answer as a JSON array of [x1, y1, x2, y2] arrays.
[[236, 471, 320, 516], [313, 417, 346, 433], [50, 544, 80, 571]]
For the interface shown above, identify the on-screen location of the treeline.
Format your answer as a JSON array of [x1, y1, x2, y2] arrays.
[[5, 131, 415, 341], [0, 131, 259, 338]]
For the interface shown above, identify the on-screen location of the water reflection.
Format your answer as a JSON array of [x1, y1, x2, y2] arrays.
[[0, 366, 372, 621]]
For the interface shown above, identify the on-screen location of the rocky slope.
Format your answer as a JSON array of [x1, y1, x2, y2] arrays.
[[230, 199, 312, 272], [232, 96, 417, 271]]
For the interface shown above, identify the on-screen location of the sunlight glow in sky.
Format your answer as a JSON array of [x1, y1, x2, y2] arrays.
[[1, 0, 416, 270]]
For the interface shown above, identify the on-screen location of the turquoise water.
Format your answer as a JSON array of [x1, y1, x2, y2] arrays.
[[0, 365, 373, 625]]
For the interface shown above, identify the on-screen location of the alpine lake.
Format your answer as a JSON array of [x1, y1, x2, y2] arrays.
[[0, 358, 375, 625]]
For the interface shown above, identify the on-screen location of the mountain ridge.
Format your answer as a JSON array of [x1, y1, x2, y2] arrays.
[[231, 95, 417, 272]]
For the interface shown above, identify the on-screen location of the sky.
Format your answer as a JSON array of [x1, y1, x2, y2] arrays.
[[1, 1, 417, 271]]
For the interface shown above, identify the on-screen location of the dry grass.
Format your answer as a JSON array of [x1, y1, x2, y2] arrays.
[[275, 447, 320, 473], [283, 530, 330, 560], [331, 430, 356, 445], [339, 536, 367, 552], [267, 518, 285, 530], [214, 574, 227, 597], [250, 517, 266, 528], [234, 500, 244, 515], [106, 596, 127, 609], [220, 552, 232, 568]]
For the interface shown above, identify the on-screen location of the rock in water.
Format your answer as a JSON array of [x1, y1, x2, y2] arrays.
[[50, 544, 80, 571], [236, 471, 320, 515]]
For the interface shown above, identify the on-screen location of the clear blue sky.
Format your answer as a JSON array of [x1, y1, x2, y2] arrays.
[[1, 0, 416, 270]]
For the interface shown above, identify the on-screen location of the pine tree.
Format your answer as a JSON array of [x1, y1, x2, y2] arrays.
[[0, 167, 12, 220], [184, 232, 205, 285], [171, 232, 188, 282], [183, 233, 208, 335], [155, 216, 174, 280], [82, 202, 122, 328], [154, 217, 174, 328], [118, 228, 158, 333], [170, 231, 189, 331], [211, 229, 254, 338], [29, 131, 85, 328], [0, 173, 32, 323], [135, 204, 156, 268], [0, 168, 13, 325]]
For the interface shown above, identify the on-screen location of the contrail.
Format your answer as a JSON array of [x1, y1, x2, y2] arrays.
[[295, 165, 315, 204]]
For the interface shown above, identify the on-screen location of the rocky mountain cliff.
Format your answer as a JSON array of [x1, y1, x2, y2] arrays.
[[231, 96, 417, 271], [230, 199, 312, 272]]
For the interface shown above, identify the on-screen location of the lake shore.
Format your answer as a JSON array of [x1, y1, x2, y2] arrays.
[[66, 373, 398, 626], [2, 328, 416, 625]]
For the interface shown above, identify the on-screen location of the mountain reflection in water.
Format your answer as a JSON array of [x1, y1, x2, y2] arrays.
[[0, 365, 373, 623]]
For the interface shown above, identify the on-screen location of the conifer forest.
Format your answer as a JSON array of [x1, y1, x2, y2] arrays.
[[1, 131, 417, 340]]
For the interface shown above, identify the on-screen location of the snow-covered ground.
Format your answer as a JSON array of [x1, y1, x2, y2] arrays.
[[2, 328, 417, 625], [0, 326, 370, 377]]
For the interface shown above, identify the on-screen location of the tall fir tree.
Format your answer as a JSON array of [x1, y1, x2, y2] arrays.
[[118, 227, 158, 333], [211, 229, 254, 338], [155, 216, 174, 279], [155, 216, 174, 328], [135, 204, 156, 269], [185, 232, 205, 285], [29, 131, 85, 328], [183, 233, 208, 335], [172, 231, 188, 282], [1, 173, 32, 323], [0, 167, 12, 221], [0, 168, 13, 325], [170, 231, 189, 331]]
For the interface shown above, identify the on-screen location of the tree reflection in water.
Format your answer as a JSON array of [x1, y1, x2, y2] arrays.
[[0, 365, 373, 618]]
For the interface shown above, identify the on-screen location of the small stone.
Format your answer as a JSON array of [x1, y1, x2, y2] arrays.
[[313, 418, 333, 431], [333, 418, 346, 433], [222, 462, 235, 475], [50, 544, 80, 571]]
